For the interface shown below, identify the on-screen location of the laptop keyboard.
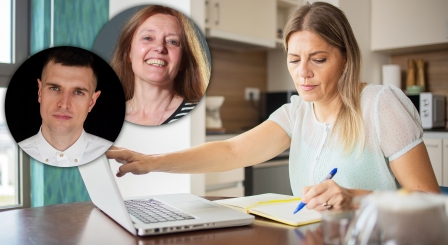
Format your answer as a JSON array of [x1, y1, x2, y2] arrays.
[[125, 199, 195, 224]]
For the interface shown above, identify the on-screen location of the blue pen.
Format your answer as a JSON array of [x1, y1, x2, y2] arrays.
[[293, 168, 338, 214]]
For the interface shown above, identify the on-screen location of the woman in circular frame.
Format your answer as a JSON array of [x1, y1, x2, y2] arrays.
[[111, 5, 210, 126]]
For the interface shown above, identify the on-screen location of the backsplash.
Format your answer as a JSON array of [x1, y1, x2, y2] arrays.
[[206, 48, 448, 132], [206, 48, 267, 132], [391, 49, 448, 126]]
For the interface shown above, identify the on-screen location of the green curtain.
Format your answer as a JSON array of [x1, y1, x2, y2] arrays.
[[30, 0, 108, 207]]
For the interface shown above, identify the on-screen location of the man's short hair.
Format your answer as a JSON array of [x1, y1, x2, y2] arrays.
[[42, 47, 98, 90]]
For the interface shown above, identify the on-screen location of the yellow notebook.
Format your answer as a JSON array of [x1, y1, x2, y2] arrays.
[[213, 193, 322, 226]]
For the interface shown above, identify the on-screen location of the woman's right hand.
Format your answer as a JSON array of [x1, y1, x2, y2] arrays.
[[106, 146, 153, 177]]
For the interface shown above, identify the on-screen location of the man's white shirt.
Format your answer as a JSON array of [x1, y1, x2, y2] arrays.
[[18, 127, 113, 167]]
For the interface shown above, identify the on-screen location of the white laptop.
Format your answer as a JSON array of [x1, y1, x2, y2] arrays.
[[78, 155, 254, 236]]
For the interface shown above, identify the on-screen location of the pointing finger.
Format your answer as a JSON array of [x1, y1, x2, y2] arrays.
[[106, 148, 133, 163]]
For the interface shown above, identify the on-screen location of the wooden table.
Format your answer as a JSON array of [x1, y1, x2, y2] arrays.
[[0, 198, 324, 245]]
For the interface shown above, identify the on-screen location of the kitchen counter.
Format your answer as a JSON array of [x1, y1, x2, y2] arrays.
[[423, 129, 448, 138], [206, 130, 246, 136]]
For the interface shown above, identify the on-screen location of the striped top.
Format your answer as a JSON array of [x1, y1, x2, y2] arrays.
[[162, 100, 197, 124], [268, 84, 423, 196]]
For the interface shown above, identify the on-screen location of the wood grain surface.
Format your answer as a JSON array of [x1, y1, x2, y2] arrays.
[[0, 199, 323, 245], [206, 48, 267, 132]]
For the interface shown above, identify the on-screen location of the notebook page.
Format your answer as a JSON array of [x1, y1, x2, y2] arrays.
[[250, 201, 321, 226], [213, 193, 295, 209]]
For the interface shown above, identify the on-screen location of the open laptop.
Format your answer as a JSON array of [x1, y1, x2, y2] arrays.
[[78, 155, 254, 236]]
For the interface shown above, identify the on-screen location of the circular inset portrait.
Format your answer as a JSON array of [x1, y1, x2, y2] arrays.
[[92, 5, 211, 126], [5, 46, 126, 167]]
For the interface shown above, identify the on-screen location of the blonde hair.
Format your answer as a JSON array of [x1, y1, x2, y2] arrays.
[[111, 5, 210, 102], [283, 2, 365, 155]]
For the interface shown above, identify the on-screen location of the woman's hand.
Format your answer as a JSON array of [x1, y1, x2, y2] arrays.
[[301, 180, 354, 211], [106, 146, 153, 177]]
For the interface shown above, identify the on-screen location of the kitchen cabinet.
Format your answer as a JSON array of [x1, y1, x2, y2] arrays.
[[423, 132, 448, 186], [423, 138, 443, 185], [252, 159, 292, 195], [371, 0, 448, 52], [205, 134, 245, 197], [443, 139, 448, 187], [276, 0, 300, 47], [205, 0, 277, 48]]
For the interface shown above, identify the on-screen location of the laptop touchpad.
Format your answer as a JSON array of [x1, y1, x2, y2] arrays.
[[175, 200, 219, 210]]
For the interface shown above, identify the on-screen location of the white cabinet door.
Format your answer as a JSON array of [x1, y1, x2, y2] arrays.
[[205, 0, 276, 47], [204, 168, 245, 197], [443, 139, 448, 186], [206, 186, 244, 197], [423, 138, 443, 185], [371, 0, 448, 51], [205, 134, 245, 197], [205, 168, 244, 186]]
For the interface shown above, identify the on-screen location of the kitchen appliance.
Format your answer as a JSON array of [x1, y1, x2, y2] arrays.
[[246, 91, 298, 196], [259, 91, 298, 122], [244, 149, 292, 196], [407, 92, 446, 129], [206, 96, 225, 129]]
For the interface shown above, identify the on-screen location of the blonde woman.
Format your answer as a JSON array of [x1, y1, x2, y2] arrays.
[[111, 5, 210, 126], [107, 2, 439, 210]]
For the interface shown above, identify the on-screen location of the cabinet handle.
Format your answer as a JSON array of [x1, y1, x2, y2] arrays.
[[426, 144, 439, 148], [205, 0, 209, 23], [215, 2, 220, 25]]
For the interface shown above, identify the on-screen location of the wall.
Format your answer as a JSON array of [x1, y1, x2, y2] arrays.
[[267, 49, 293, 92], [391, 49, 448, 125], [339, 0, 390, 84], [108, 0, 206, 197], [206, 48, 267, 132]]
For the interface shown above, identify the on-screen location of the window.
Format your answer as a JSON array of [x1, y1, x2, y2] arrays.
[[0, 0, 30, 210], [0, 0, 29, 87], [0, 0, 12, 64], [0, 88, 19, 207]]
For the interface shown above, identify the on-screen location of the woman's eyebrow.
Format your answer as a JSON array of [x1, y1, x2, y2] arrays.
[[165, 33, 180, 37], [140, 28, 152, 32], [287, 51, 328, 57], [309, 51, 328, 56], [139, 28, 180, 37]]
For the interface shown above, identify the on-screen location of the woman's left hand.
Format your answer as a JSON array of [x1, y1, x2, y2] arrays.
[[301, 180, 353, 211]]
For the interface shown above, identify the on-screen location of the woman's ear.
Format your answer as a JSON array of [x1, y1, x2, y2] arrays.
[[342, 57, 348, 72]]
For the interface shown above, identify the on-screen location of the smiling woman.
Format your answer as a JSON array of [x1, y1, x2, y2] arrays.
[[111, 5, 211, 126]]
